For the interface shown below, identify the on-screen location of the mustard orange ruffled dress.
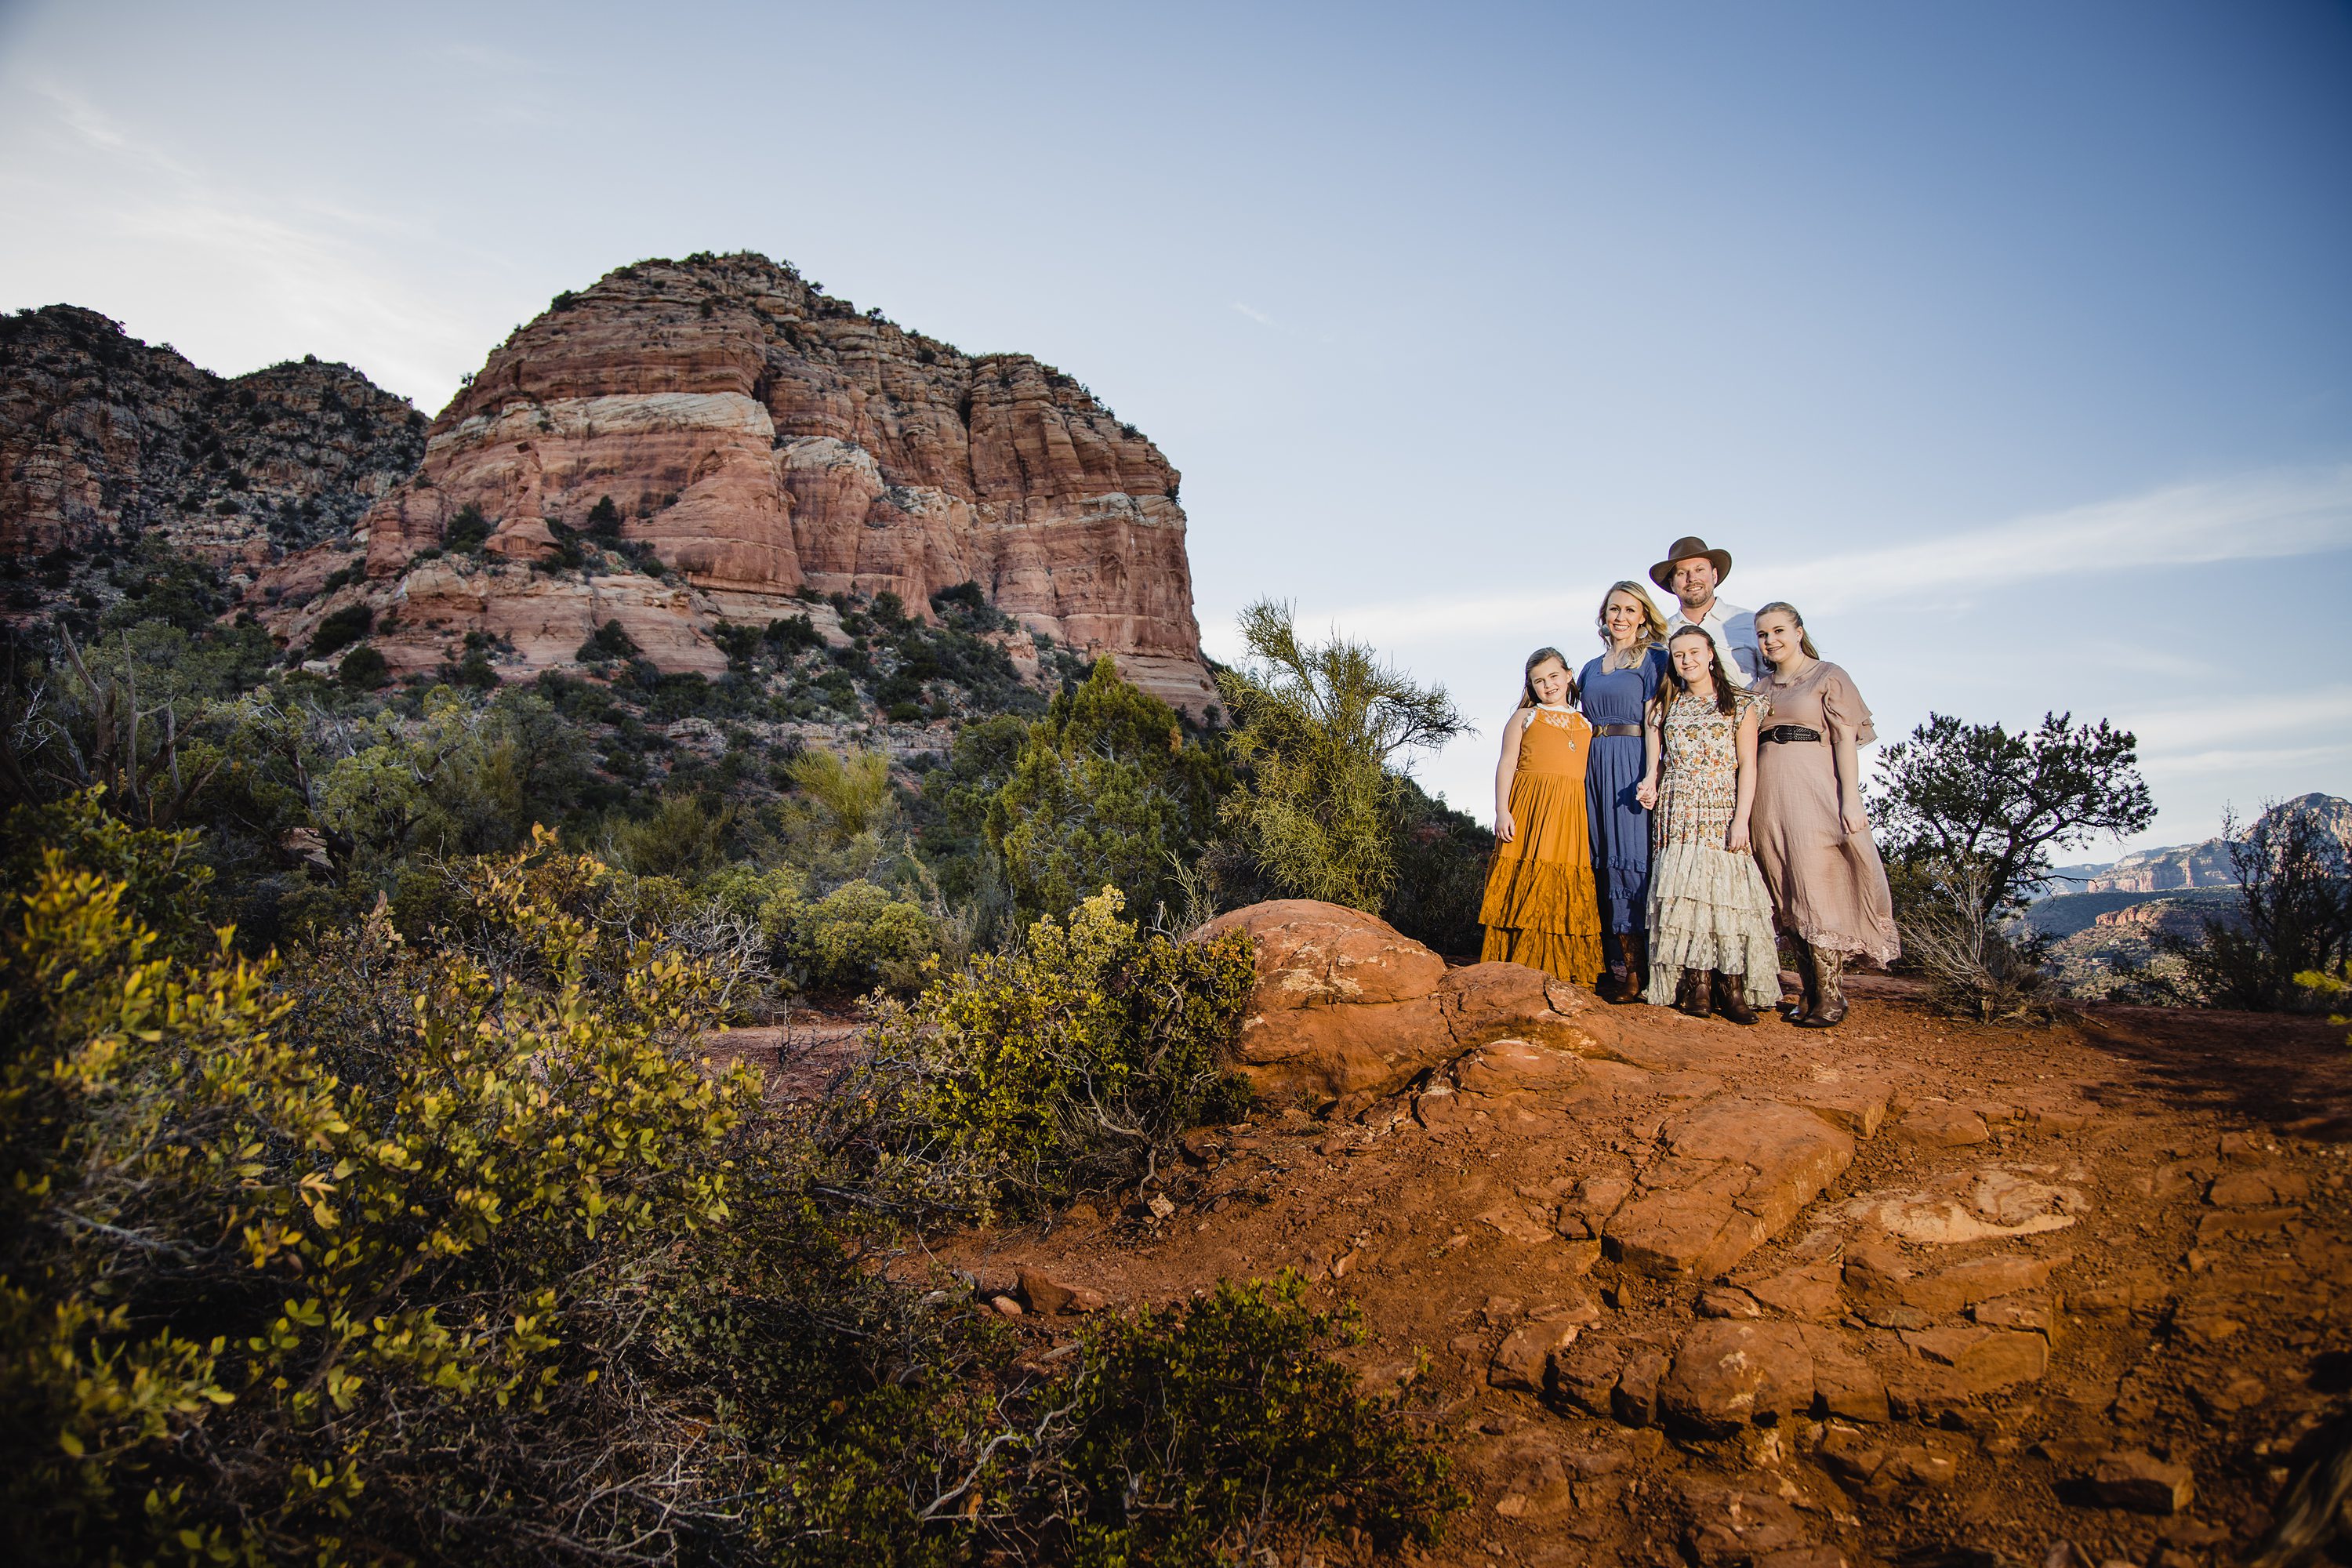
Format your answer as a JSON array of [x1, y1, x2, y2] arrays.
[[1479, 706, 1605, 984]]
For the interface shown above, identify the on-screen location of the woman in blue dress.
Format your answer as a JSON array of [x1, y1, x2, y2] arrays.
[[1578, 581, 1671, 1002]]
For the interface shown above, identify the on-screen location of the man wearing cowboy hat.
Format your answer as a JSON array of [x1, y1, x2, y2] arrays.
[[1652, 535, 1759, 688]]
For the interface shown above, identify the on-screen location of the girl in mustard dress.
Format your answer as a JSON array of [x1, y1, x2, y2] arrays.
[[1479, 647, 1606, 985]]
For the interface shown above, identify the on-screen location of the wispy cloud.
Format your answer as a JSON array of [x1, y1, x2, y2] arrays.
[[1306, 466, 2352, 641], [2115, 685, 2352, 755], [1, 78, 486, 405], [1229, 301, 1276, 326]]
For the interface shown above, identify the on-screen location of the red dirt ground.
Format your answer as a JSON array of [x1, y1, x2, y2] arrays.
[[710, 982, 2352, 1568]]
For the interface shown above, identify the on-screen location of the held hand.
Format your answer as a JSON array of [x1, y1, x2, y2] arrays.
[[1635, 779, 1658, 811], [1496, 808, 1516, 844], [1727, 820, 1751, 853]]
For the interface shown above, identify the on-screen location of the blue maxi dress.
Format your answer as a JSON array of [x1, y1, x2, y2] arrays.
[[1578, 646, 1669, 935]]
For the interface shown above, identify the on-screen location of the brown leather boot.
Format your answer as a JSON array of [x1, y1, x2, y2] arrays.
[[1798, 949, 1849, 1028], [1712, 971, 1759, 1025], [1675, 968, 1711, 1017], [1782, 940, 1817, 1022], [1595, 935, 1632, 1002], [1613, 933, 1651, 1004]]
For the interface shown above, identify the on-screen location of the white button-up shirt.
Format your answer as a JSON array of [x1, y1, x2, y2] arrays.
[[1667, 598, 1759, 687]]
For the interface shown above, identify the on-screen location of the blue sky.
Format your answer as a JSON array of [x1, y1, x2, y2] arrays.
[[3, 1, 2347, 855]]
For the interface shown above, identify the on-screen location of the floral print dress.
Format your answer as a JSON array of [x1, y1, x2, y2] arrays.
[[1645, 691, 1782, 1008]]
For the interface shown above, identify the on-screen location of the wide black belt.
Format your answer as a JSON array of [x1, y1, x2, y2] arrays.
[[1591, 723, 1642, 738], [1761, 725, 1824, 745]]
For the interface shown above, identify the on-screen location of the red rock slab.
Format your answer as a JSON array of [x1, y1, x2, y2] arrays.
[[1658, 1320, 1816, 1433], [1193, 898, 1446, 1010], [1896, 1325, 2049, 1397]]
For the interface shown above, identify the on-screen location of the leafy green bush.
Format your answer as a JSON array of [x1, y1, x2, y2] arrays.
[[0, 823, 765, 1563], [0, 809, 1450, 1568], [576, 618, 641, 662], [612, 789, 736, 880], [2161, 803, 2352, 1011], [794, 877, 940, 993], [307, 601, 373, 658], [765, 612, 825, 653], [844, 887, 1254, 1218], [445, 501, 492, 553], [989, 658, 1228, 923], [1041, 1274, 1461, 1563], [1214, 600, 1463, 913], [337, 642, 390, 688], [1381, 775, 1494, 956]]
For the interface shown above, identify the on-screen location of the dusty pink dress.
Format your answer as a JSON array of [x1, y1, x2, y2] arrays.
[[1751, 662, 1900, 965]]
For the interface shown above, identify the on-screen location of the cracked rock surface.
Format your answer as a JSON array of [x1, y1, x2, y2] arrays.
[[747, 902, 2352, 1566]]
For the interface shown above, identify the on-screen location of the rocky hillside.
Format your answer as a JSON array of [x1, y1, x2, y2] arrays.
[[0, 306, 426, 609], [245, 252, 1216, 713], [728, 901, 2352, 1567], [2055, 793, 2352, 895]]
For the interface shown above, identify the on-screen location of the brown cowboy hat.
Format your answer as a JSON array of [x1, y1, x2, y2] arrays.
[[1648, 535, 1733, 590]]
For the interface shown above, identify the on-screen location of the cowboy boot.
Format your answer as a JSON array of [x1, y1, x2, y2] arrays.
[[1798, 949, 1849, 1028], [1782, 939, 1818, 1022], [1675, 969, 1711, 1018], [1711, 970, 1759, 1025], [1613, 932, 1650, 1004], [1595, 934, 1630, 1003]]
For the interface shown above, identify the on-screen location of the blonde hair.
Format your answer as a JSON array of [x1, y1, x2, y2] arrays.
[[1596, 581, 1669, 653], [1755, 601, 1822, 661]]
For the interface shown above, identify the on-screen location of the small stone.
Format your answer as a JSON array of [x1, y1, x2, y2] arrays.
[[1898, 1326, 2049, 1396], [1550, 1336, 1627, 1416], [1659, 1322, 1814, 1433], [1972, 1294, 2058, 1337], [1882, 1445, 1958, 1488], [1479, 1201, 1559, 1246], [2207, 1167, 2310, 1207], [1817, 1424, 1885, 1482], [1898, 1100, 1989, 1148], [1899, 1253, 2060, 1315], [989, 1294, 1022, 1317], [1697, 1286, 1765, 1319], [2196, 1204, 2300, 1244], [2088, 1450, 2193, 1514], [1613, 1348, 1668, 1428], [1744, 1258, 1844, 1320], [1490, 1313, 1589, 1393], [1798, 1324, 1890, 1424], [1145, 1193, 1176, 1221], [1016, 1267, 1104, 1316]]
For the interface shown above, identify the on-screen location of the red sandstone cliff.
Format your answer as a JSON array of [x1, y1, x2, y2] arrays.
[[0, 307, 423, 594], [252, 252, 1215, 712]]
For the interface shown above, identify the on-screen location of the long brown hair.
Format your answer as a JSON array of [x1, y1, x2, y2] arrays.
[[1656, 626, 1738, 717], [1518, 646, 1575, 710], [1755, 601, 1822, 661]]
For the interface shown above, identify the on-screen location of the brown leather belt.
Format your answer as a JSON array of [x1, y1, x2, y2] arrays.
[[1591, 723, 1642, 738], [1761, 725, 1824, 744]]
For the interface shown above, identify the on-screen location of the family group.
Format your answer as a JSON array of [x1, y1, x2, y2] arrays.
[[1477, 535, 1900, 1029]]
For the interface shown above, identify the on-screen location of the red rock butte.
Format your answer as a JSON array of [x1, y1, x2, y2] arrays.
[[253, 252, 1216, 713]]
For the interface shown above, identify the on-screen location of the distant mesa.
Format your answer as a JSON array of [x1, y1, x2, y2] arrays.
[[267, 253, 1213, 713], [2038, 793, 2351, 902], [2031, 793, 2350, 997], [0, 304, 424, 569], [1, 255, 1218, 715]]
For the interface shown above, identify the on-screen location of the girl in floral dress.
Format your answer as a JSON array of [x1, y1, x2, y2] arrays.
[[1479, 647, 1605, 985], [1635, 626, 1780, 1021]]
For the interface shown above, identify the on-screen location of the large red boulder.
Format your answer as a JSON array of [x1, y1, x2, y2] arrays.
[[1190, 900, 1599, 1102]]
